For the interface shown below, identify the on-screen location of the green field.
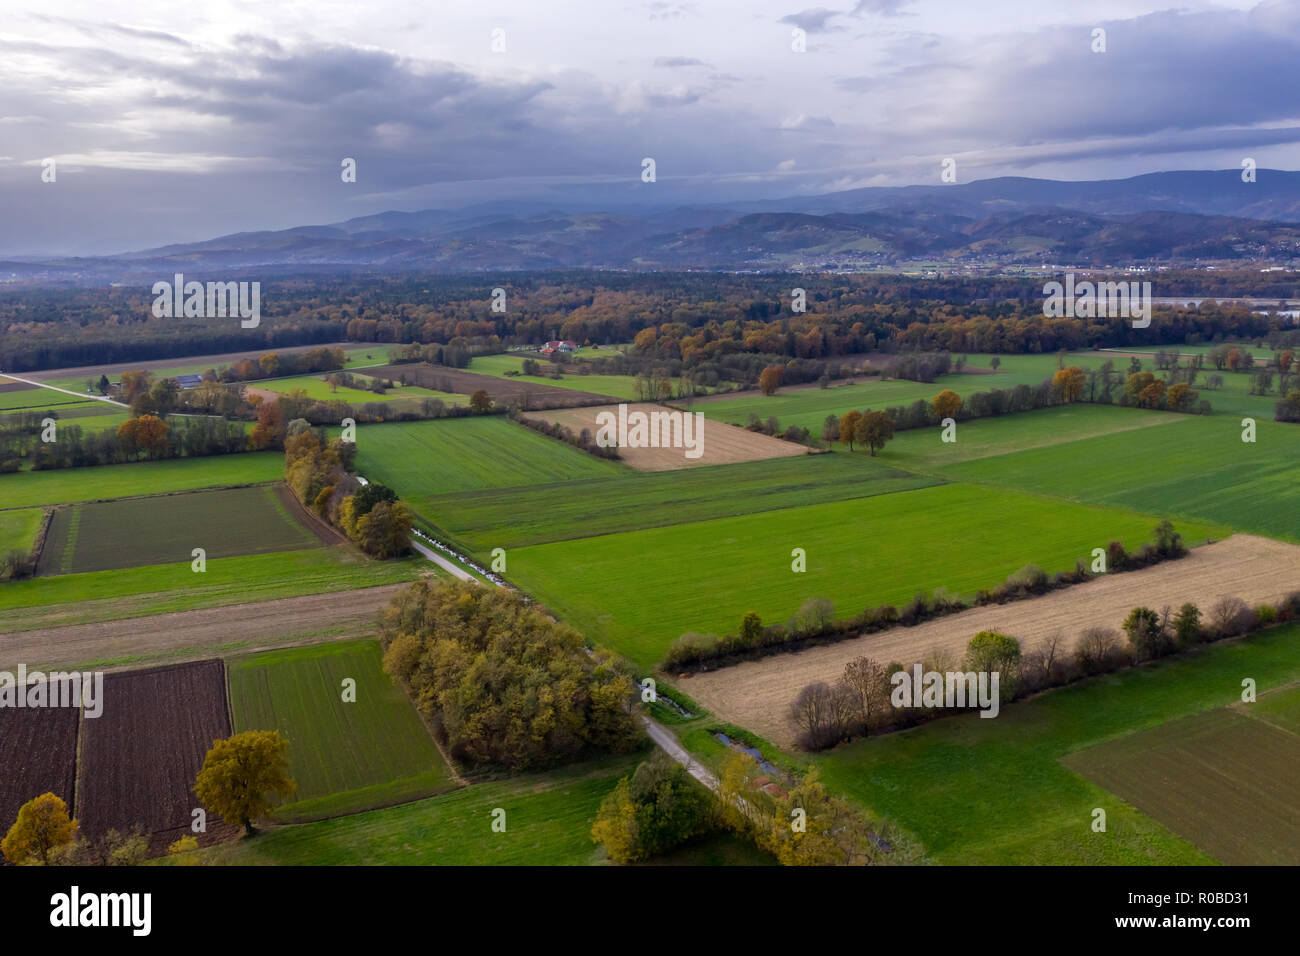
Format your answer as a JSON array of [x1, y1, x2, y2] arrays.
[[0, 549, 426, 639], [37, 344, 399, 393], [1063, 690, 1300, 865], [428, 452, 941, 555], [506, 482, 1225, 668], [697, 373, 1003, 434], [814, 621, 1300, 864], [183, 754, 644, 865], [0, 507, 44, 553], [256, 373, 448, 406], [935, 415, 1300, 542], [353, 416, 625, 499], [468, 354, 660, 400], [228, 640, 457, 820], [39, 484, 320, 575], [959, 351, 1285, 420], [0, 384, 85, 410], [0, 452, 285, 509], [871, 403, 1178, 472]]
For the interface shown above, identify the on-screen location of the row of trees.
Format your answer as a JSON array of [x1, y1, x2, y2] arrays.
[[379, 579, 641, 770], [665, 522, 1188, 671], [2, 414, 248, 472], [792, 589, 1300, 750], [284, 425, 410, 558]]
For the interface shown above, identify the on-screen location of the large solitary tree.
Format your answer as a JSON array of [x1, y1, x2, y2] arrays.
[[854, 410, 895, 457], [194, 730, 295, 836]]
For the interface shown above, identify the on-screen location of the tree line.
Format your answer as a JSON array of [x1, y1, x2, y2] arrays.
[[792, 589, 1300, 750], [664, 521, 1190, 671]]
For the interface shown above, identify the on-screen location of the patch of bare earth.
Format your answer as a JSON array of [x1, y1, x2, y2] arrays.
[[525, 402, 810, 470], [678, 535, 1300, 749], [0, 583, 410, 672]]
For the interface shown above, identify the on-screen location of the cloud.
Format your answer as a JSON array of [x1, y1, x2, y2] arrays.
[[779, 8, 846, 34], [654, 56, 707, 68]]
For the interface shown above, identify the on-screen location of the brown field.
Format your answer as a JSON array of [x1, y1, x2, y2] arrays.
[[0, 379, 37, 393], [76, 660, 231, 841], [524, 403, 810, 471], [0, 582, 412, 672], [680, 534, 1300, 748], [377, 363, 617, 408], [0, 705, 79, 836], [1063, 699, 1300, 865]]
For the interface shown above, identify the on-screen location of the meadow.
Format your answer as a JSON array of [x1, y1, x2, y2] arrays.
[[0, 548, 425, 631], [865, 403, 1176, 472], [352, 416, 624, 499], [0, 383, 85, 411], [182, 753, 645, 865], [228, 640, 457, 820], [697, 373, 1000, 434], [0, 507, 44, 553], [255, 373, 445, 405], [0, 451, 285, 509], [427, 452, 941, 555], [38, 484, 321, 574], [813, 622, 1300, 864], [468, 354, 671, 401], [505, 482, 1225, 669], [36, 343, 399, 393], [936, 415, 1300, 543]]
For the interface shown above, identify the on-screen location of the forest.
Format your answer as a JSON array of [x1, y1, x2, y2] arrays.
[[3, 269, 1299, 372]]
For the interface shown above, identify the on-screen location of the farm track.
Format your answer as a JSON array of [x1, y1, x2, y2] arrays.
[[679, 534, 1300, 749], [0, 583, 410, 672]]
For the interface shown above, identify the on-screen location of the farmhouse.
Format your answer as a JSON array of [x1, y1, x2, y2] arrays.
[[174, 374, 203, 390], [539, 340, 578, 356]]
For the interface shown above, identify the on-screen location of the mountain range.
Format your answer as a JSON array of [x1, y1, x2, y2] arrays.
[[10, 170, 1300, 277]]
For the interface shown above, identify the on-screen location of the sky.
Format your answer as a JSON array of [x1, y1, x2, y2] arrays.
[[2, 0, 1298, 254]]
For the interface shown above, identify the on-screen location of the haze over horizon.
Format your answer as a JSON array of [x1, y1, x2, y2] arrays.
[[4, 0, 1300, 256]]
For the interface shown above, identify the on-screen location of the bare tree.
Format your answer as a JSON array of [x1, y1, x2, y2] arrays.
[[841, 657, 889, 733]]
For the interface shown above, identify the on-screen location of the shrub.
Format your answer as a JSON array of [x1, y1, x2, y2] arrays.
[[1255, 604, 1278, 627], [1172, 603, 1203, 645], [663, 632, 721, 670], [1209, 596, 1253, 639], [1005, 563, 1048, 595], [1074, 627, 1124, 675]]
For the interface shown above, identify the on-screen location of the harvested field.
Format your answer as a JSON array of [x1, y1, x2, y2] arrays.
[[76, 659, 231, 840], [0, 582, 411, 672], [524, 403, 808, 471], [680, 534, 1300, 748], [1063, 696, 1300, 865], [37, 484, 321, 575], [0, 706, 79, 837], [377, 363, 617, 408]]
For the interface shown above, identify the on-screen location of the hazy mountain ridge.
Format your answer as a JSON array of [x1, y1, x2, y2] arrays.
[[10, 170, 1300, 277]]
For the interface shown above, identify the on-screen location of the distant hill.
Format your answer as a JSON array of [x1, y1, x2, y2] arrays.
[[13, 170, 1300, 277]]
